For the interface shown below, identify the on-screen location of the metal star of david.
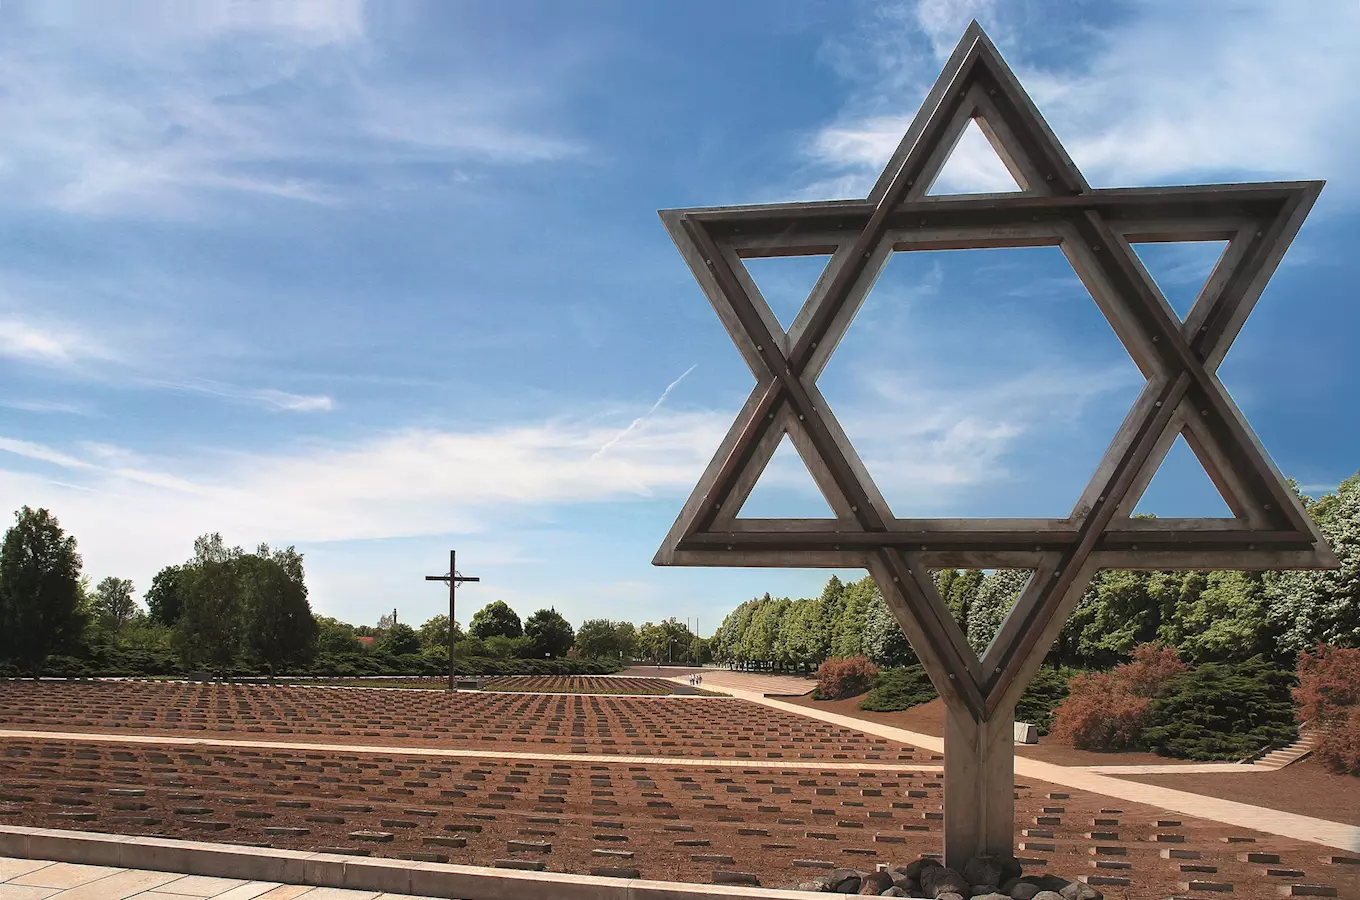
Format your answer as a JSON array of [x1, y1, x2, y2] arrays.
[[655, 22, 1335, 721]]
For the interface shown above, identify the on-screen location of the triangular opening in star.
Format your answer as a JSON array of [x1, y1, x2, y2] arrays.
[[931, 567, 1034, 656], [816, 245, 1144, 518], [1128, 240, 1229, 322], [1131, 433, 1235, 518], [735, 434, 838, 519], [741, 253, 834, 332], [925, 118, 1025, 196]]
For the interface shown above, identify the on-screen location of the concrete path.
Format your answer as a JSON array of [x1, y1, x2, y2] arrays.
[[0, 728, 941, 775], [696, 677, 1360, 853], [0, 857, 396, 900]]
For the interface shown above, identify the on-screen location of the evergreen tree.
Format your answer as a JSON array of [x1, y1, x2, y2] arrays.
[[966, 569, 1030, 654]]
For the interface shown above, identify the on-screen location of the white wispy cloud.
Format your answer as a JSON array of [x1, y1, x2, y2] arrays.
[[149, 380, 337, 413], [0, 317, 108, 367], [807, 1, 1360, 197], [0, 0, 583, 218], [0, 407, 730, 597], [592, 364, 697, 460]]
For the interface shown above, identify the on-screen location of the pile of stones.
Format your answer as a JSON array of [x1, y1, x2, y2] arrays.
[[784, 855, 1103, 899]]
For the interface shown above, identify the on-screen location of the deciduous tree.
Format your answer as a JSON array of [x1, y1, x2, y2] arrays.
[[0, 506, 84, 676]]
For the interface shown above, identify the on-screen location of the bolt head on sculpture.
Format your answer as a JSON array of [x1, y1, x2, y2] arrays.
[[653, 21, 1334, 867]]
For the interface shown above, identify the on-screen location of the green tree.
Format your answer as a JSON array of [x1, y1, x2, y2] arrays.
[[939, 568, 983, 627], [91, 576, 138, 638], [774, 596, 827, 671], [144, 565, 186, 627], [469, 600, 522, 640], [239, 544, 316, 675], [576, 618, 621, 658], [830, 577, 874, 658], [863, 581, 916, 667], [315, 616, 363, 656], [743, 596, 788, 668], [966, 569, 1030, 654], [417, 614, 463, 655], [612, 620, 639, 659], [378, 622, 421, 656], [1269, 471, 1360, 655], [0, 506, 85, 676], [174, 533, 244, 674], [525, 608, 574, 658]]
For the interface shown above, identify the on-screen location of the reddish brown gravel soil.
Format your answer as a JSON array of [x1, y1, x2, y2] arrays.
[[785, 696, 1188, 768], [306, 676, 691, 695], [1120, 757, 1360, 827], [0, 681, 921, 762], [3, 735, 1354, 898], [481, 676, 689, 694]]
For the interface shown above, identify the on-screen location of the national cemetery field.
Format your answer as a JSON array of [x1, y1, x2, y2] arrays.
[[1, 678, 1358, 899]]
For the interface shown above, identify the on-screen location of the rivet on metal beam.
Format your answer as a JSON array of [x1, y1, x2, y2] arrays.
[[948, 673, 956, 680], [798, 414, 805, 420], [1155, 401, 1163, 407], [756, 345, 763, 351], [705, 259, 714, 267], [1201, 409, 1209, 416], [1130, 544, 1138, 550], [726, 545, 732, 550], [1264, 503, 1272, 510], [850, 506, 858, 512], [1152, 336, 1159, 342], [1045, 174, 1053, 181]]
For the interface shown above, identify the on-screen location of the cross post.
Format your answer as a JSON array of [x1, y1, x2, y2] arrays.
[[424, 550, 480, 691]]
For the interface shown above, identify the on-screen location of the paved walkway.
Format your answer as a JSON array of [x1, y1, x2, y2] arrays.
[[0, 728, 941, 775], [0, 857, 399, 900], [691, 676, 1360, 853]]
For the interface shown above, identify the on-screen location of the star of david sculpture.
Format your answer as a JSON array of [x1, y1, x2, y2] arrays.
[[654, 22, 1335, 866]]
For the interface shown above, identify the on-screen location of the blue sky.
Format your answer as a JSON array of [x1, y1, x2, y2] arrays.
[[1, 0, 1356, 634]]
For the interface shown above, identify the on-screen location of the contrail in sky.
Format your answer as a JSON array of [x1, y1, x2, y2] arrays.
[[592, 364, 698, 459]]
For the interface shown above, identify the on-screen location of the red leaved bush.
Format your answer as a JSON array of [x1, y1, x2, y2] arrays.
[[816, 656, 878, 700], [1048, 671, 1150, 751], [1049, 643, 1184, 751], [1121, 643, 1188, 697], [1295, 645, 1360, 776]]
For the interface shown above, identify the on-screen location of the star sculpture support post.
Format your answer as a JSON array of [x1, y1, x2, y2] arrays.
[[653, 22, 1335, 868]]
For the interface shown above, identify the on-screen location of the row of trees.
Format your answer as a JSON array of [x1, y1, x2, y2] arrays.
[[0, 506, 711, 677], [711, 471, 1360, 671]]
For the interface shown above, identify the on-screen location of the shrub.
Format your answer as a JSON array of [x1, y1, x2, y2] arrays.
[[1295, 645, 1360, 776], [1315, 707, 1360, 775], [859, 665, 936, 711], [1049, 671, 1150, 751], [1016, 666, 1080, 735], [1048, 644, 1186, 751], [816, 656, 878, 700], [1143, 657, 1297, 761], [1121, 643, 1188, 697]]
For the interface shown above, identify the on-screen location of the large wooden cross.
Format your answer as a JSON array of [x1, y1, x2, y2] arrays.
[[653, 21, 1335, 867], [425, 550, 480, 692]]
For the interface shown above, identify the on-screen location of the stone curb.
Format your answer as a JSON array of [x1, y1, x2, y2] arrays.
[[0, 825, 832, 900]]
